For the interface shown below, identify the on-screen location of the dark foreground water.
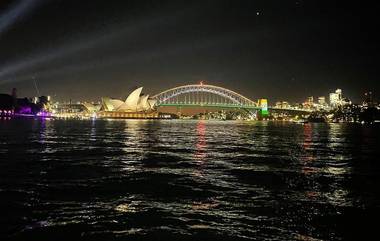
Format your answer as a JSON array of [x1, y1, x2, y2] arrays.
[[1, 118, 379, 241]]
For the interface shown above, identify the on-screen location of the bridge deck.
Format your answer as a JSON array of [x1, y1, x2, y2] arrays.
[[158, 103, 260, 109]]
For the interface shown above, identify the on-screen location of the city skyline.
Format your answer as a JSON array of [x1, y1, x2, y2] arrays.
[[0, 82, 368, 107], [0, 0, 378, 103]]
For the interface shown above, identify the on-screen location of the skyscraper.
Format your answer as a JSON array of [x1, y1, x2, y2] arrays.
[[318, 96, 326, 105], [330, 89, 343, 107]]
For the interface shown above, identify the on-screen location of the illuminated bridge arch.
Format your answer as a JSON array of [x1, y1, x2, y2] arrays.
[[152, 84, 258, 109]]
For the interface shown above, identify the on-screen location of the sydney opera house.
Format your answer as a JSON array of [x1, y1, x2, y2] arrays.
[[98, 87, 159, 119]]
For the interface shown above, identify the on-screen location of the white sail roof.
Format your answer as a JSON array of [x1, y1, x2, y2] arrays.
[[117, 87, 143, 111], [137, 94, 150, 111], [102, 86, 156, 112]]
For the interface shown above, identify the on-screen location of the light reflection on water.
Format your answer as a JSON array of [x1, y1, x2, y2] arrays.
[[195, 120, 206, 161], [0, 119, 379, 240]]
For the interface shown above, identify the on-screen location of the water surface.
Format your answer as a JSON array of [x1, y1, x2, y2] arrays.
[[1, 119, 379, 240]]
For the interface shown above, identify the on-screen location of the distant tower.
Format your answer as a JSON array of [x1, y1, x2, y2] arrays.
[[11, 88, 17, 98], [364, 91, 373, 106], [11, 88, 17, 109]]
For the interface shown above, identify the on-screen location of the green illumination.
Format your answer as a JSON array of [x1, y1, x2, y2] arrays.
[[261, 109, 269, 115], [258, 99, 269, 116]]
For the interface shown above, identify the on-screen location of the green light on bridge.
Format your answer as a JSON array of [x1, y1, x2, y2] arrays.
[[259, 99, 269, 116], [261, 109, 269, 115]]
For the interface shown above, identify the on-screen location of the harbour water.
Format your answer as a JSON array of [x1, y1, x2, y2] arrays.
[[1, 118, 379, 240]]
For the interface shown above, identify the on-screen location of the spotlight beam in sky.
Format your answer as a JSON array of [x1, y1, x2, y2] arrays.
[[0, 0, 40, 36], [0, 4, 202, 81], [0, 32, 250, 86]]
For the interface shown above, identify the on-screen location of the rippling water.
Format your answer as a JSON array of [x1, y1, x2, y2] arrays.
[[1, 118, 379, 240]]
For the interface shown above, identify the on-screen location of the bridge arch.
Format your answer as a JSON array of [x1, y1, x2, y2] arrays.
[[152, 84, 257, 108]]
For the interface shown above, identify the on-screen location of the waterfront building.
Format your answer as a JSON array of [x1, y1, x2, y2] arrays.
[[101, 87, 157, 112], [275, 101, 290, 109], [0, 88, 50, 115]]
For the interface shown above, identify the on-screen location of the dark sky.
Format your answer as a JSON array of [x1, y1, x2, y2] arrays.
[[0, 0, 378, 103]]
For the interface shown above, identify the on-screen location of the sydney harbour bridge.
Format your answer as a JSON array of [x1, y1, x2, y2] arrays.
[[152, 83, 311, 114]]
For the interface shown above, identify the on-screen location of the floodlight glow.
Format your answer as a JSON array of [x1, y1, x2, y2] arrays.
[[0, 0, 40, 36]]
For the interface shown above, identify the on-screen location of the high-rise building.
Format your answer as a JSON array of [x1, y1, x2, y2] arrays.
[[330, 89, 343, 107], [318, 96, 326, 105], [303, 96, 314, 110], [275, 101, 289, 109], [307, 96, 314, 104], [336, 89, 342, 99], [330, 93, 338, 106]]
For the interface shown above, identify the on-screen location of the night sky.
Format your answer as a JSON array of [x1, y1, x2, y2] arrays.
[[0, 0, 378, 103]]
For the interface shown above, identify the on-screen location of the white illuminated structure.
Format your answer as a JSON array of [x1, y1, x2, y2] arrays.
[[101, 87, 157, 112], [329, 89, 342, 107]]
